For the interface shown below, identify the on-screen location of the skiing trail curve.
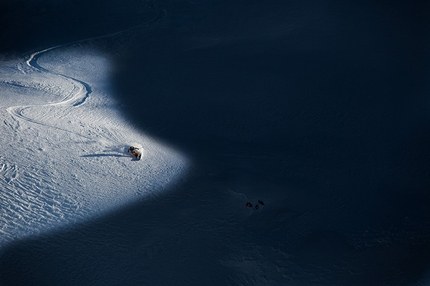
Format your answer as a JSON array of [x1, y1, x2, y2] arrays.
[[5, 45, 92, 139], [0, 27, 187, 246]]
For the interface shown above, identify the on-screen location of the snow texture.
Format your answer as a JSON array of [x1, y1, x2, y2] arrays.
[[0, 41, 188, 245], [0, 0, 430, 285]]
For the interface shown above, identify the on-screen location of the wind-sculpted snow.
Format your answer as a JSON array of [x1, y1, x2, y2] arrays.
[[0, 1, 429, 284], [0, 42, 188, 245]]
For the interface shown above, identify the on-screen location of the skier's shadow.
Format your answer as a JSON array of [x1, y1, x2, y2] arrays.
[[80, 153, 125, 158], [81, 146, 136, 159], [81, 153, 139, 161]]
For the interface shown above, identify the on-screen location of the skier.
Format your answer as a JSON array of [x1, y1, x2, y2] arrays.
[[128, 146, 142, 159]]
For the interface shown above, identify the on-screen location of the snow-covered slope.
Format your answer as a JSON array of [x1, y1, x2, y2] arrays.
[[0, 41, 188, 245], [1, 1, 430, 285]]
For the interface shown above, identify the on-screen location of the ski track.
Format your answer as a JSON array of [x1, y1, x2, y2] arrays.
[[0, 8, 187, 246], [4, 7, 166, 141], [5, 47, 94, 142], [7, 34, 119, 139], [0, 46, 100, 243]]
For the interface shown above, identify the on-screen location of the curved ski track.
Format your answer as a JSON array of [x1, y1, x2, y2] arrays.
[[0, 8, 170, 244], [6, 7, 166, 138], [6, 46, 93, 139]]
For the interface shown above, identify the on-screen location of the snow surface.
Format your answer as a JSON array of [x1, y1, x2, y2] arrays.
[[0, 41, 188, 245], [0, 1, 430, 285]]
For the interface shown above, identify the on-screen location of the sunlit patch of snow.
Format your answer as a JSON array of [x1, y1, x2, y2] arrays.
[[0, 43, 188, 245]]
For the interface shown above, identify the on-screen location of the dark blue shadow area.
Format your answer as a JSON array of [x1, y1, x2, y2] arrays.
[[1, 173, 430, 286], [0, 0, 159, 55], [112, 0, 430, 225], [0, 183, 232, 286], [1, 0, 430, 285]]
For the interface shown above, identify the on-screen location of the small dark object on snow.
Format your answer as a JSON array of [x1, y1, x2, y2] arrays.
[[254, 204, 259, 210], [246, 202, 253, 208], [258, 200, 265, 206]]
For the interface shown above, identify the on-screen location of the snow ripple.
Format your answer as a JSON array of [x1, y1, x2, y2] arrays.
[[0, 14, 187, 246]]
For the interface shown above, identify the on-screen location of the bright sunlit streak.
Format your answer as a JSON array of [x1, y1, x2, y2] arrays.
[[0, 44, 189, 246]]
